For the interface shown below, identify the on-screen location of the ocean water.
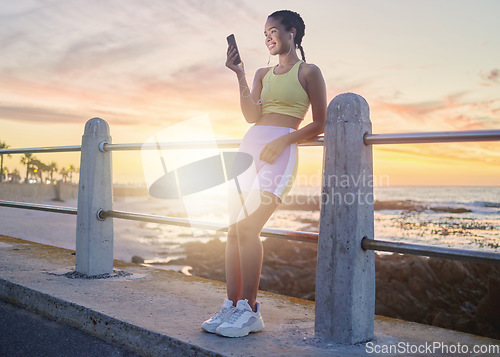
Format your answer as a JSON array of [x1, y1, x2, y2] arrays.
[[123, 185, 500, 265], [372, 186, 500, 251], [274, 186, 500, 250], [1, 185, 498, 265]]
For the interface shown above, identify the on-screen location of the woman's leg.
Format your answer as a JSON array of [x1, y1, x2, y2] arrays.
[[225, 228, 241, 305], [236, 190, 280, 311], [225, 191, 247, 305]]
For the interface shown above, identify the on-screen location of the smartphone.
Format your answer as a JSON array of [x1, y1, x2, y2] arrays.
[[226, 34, 242, 65]]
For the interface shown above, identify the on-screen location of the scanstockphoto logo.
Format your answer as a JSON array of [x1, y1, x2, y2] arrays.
[[141, 115, 260, 236]]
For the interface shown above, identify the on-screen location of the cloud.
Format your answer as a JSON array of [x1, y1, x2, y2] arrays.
[[0, 0, 261, 129], [0, 104, 86, 124], [0, 58, 241, 128], [370, 94, 500, 167], [486, 69, 499, 82], [480, 68, 500, 85], [376, 142, 500, 166], [2, 0, 499, 143], [0, 0, 261, 77], [0, 102, 147, 127], [370, 93, 500, 133], [374, 100, 443, 120]]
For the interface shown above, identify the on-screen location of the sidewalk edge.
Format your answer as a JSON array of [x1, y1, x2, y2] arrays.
[[0, 278, 222, 357]]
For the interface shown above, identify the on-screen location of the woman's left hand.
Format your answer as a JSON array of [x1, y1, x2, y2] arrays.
[[259, 136, 289, 164]]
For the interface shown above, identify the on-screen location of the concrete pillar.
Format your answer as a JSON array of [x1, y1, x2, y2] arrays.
[[76, 118, 113, 276], [315, 93, 375, 344]]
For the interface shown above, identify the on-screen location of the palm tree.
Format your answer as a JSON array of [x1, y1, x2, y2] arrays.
[[67, 165, 78, 183], [60, 167, 69, 182], [30, 159, 54, 183], [2, 166, 8, 182], [40, 162, 51, 183], [9, 168, 21, 182], [31, 159, 46, 183], [30, 159, 40, 182], [48, 161, 58, 183], [0, 140, 11, 183], [20, 154, 35, 183]]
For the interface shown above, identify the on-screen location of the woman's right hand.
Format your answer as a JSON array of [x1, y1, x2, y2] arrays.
[[226, 46, 244, 74]]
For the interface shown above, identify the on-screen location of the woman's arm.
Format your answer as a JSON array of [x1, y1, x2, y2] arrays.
[[259, 64, 327, 164], [226, 46, 266, 124], [237, 68, 267, 123]]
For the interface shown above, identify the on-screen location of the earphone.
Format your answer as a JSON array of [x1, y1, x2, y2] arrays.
[[291, 33, 294, 40]]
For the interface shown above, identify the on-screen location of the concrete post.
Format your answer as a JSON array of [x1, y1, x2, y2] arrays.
[[76, 118, 113, 276], [315, 93, 375, 344]]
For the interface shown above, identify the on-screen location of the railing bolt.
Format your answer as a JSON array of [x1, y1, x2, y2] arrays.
[[98, 141, 109, 152], [96, 209, 106, 221]]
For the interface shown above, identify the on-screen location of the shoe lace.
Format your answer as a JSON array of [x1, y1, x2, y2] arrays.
[[227, 308, 244, 324], [211, 306, 231, 321]]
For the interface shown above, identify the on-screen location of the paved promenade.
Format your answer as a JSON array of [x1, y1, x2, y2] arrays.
[[0, 235, 499, 356]]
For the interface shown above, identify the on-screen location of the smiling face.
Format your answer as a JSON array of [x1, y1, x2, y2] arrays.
[[264, 17, 294, 56]]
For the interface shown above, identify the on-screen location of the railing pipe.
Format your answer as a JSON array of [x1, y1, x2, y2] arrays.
[[0, 200, 77, 215], [0, 139, 325, 156], [100, 210, 319, 243], [316, 93, 375, 344], [101, 137, 324, 152], [0, 145, 81, 155], [104, 140, 241, 151], [75, 118, 114, 276], [364, 129, 500, 145], [362, 238, 500, 265]]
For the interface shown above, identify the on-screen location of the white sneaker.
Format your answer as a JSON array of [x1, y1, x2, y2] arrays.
[[201, 299, 235, 333], [215, 299, 265, 337]]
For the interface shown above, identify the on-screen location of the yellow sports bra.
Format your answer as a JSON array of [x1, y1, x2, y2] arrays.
[[260, 60, 310, 120]]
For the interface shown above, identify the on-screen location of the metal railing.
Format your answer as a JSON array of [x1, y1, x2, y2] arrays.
[[98, 209, 319, 243], [361, 128, 500, 266], [361, 238, 500, 265], [360, 129, 500, 263], [364, 129, 500, 145], [0, 145, 82, 155], [1, 94, 500, 345], [0, 200, 77, 215]]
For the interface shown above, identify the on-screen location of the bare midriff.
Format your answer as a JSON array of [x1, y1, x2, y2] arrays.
[[254, 113, 301, 130]]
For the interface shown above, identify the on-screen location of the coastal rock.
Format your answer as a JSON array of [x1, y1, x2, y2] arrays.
[[476, 275, 500, 330], [183, 239, 226, 281], [131, 255, 145, 264], [278, 198, 473, 213], [374, 254, 500, 339]]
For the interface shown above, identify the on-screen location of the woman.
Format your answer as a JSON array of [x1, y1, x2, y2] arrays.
[[202, 10, 326, 338]]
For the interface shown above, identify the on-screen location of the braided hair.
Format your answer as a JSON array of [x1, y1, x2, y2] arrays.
[[268, 10, 306, 62]]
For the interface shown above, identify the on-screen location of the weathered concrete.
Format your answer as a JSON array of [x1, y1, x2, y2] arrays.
[[317, 93, 375, 344], [76, 118, 113, 276], [0, 182, 148, 203], [0, 182, 78, 202], [1, 235, 499, 357]]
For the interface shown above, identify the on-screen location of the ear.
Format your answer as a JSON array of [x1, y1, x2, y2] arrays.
[[290, 28, 297, 40]]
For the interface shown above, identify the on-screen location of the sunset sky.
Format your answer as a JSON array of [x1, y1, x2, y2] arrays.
[[1, 0, 499, 186]]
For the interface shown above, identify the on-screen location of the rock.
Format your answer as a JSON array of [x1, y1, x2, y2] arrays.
[[131, 255, 145, 264], [477, 275, 500, 329]]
